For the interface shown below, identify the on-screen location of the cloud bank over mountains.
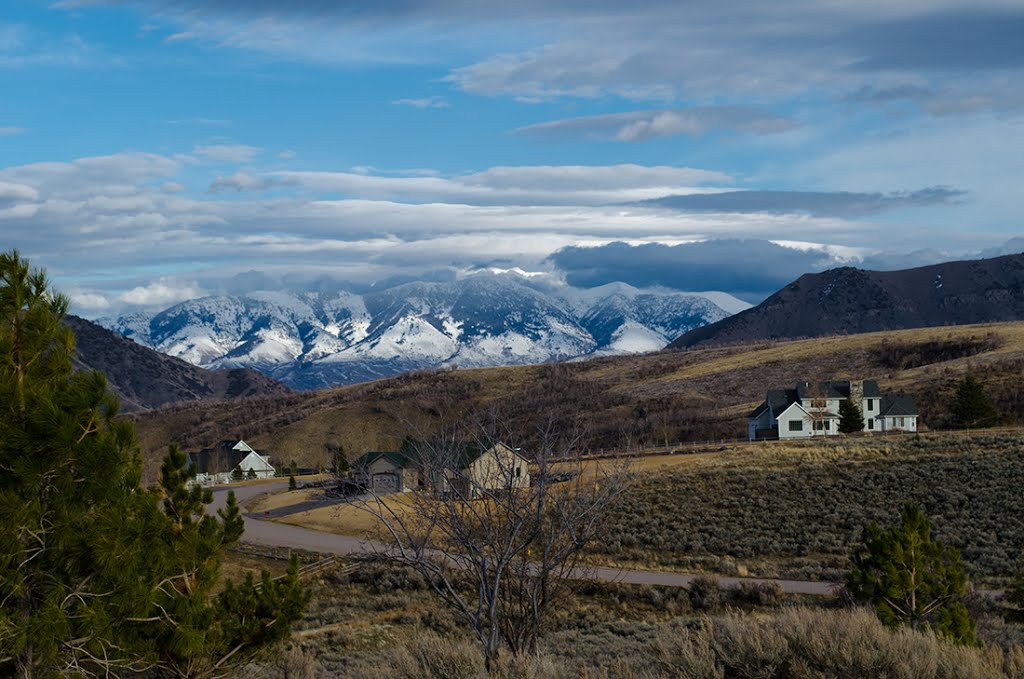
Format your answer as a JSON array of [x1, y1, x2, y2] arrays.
[[0, 143, 993, 317], [5, 0, 1023, 319]]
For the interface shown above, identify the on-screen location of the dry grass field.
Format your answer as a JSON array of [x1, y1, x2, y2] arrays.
[[243, 560, 1024, 679], [277, 494, 417, 535], [266, 432, 1024, 588], [133, 321, 1024, 479]]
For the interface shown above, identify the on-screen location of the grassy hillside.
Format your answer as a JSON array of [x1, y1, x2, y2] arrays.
[[595, 432, 1024, 585], [133, 321, 1024, 475]]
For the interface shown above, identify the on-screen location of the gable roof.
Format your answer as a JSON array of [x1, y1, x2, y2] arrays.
[[352, 443, 526, 471], [188, 439, 268, 474], [877, 394, 918, 417], [767, 388, 799, 415], [352, 450, 419, 470], [748, 401, 770, 418], [861, 380, 881, 397], [777, 401, 839, 420], [794, 379, 883, 400], [458, 442, 527, 467]]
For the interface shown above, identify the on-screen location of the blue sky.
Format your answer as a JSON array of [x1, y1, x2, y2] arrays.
[[1, 0, 1023, 314]]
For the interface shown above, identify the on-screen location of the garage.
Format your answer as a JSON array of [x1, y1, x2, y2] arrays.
[[372, 472, 399, 493]]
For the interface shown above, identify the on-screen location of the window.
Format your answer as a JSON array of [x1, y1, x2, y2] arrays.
[[789, 420, 803, 432], [515, 466, 521, 478], [867, 399, 874, 411], [899, 417, 905, 427], [868, 418, 874, 430]]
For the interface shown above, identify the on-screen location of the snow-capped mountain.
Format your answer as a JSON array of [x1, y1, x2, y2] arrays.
[[101, 274, 748, 390]]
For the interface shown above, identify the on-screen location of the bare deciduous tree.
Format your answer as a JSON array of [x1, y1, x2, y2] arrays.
[[349, 418, 632, 670]]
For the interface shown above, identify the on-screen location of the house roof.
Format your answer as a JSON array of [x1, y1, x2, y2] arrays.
[[878, 394, 918, 417], [767, 388, 800, 415], [752, 380, 886, 421], [188, 439, 269, 474], [862, 380, 881, 398], [457, 442, 528, 467], [353, 442, 525, 471], [778, 401, 839, 420], [795, 379, 883, 400], [352, 450, 419, 470], [748, 401, 770, 418]]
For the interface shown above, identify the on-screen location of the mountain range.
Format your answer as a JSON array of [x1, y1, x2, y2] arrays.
[[67, 315, 290, 410], [670, 253, 1024, 349], [101, 273, 746, 390]]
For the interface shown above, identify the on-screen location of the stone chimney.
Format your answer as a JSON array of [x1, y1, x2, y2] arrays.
[[849, 379, 864, 406]]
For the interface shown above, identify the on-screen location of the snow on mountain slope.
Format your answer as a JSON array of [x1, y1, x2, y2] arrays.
[[101, 274, 744, 389]]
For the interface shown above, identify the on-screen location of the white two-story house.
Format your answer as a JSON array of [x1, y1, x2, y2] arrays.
[[747, 379, 918, 441]]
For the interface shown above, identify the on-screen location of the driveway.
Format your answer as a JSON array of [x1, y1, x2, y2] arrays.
[[211, 482, 837, 596]]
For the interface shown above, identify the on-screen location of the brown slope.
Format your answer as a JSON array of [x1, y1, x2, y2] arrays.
[[66, 315, 290, 411], [669, 253, 1024, 349], [133, 321, 1024, 479]]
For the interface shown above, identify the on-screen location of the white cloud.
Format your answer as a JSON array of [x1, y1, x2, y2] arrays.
[[191, 144, 261, 162], [66, 287, 111, 312], [0, 152, 179, 197], [516, 108, 797, 142], [256, 164, 731, 205], [0, 126, 26, 136], [393, 96, 450, 108], [0, 146, 989, 316], [119, 277, 207, 306], [0, 180, 39, 202]]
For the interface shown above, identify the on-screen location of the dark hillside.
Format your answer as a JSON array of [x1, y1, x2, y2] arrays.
[[670, 253, 1024, 349], [67, 315, 290, 411]]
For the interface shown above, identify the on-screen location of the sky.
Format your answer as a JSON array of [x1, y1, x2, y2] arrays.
[[1, 0, 1023, 315]]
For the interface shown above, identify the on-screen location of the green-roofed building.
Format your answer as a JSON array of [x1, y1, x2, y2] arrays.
[[351, 450, 422, 493]]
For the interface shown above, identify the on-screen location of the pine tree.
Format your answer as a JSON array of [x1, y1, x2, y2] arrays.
[[846, 502, 976, 645], [0, 250, 149, 677], [838, 398, 864, 434], [332, 444, 349, 477], [0, 251, 309, 677], [952, 375, 997, 429], [143, 446, 307, 678]]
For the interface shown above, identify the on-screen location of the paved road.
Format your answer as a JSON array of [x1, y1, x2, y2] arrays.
[[211, 482, 837, 596]]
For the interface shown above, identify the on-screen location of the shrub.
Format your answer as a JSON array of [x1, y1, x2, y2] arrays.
[[727, 581, 786, 608], [688, 576, 723, 612], [654, 607, 1018, 679]]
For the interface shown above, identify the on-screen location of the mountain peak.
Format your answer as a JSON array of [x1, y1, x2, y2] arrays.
[[102, 280, 743, 389]]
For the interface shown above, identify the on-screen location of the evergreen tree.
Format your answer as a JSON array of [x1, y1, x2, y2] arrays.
[[0, 250, 149, 677], [246, 468, 257, 480], [288, 474, 298, 491], [0, 251, 309, 677], [838, 398, 864, 434], [846, 502, 976, 645], [231, 465, 244, 482], [142, 446, 307, 678], [952, 375, 997, 429], [332, 444, 350, 477]]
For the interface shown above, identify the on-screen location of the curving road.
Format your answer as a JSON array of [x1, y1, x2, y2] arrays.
[[211, 482, 838, 596]]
